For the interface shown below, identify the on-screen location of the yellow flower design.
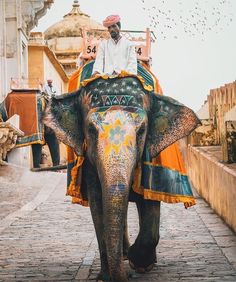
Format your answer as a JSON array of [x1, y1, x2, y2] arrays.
[[99, 118, 135, 156]]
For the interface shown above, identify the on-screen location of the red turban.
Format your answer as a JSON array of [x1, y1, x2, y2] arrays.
[[103, 15, 121, 28]]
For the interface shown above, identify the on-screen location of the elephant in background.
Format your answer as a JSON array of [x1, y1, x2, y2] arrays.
[[31, 125, 60, 168], [32, 94, 60, 169], [0, 91, 60, 168], [44, 75, 200, 281]]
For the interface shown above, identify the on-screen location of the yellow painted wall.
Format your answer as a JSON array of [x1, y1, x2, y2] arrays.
[[43, 52, 68, 94], [28, 45, 69, 94], [28, 46, 44, 82]]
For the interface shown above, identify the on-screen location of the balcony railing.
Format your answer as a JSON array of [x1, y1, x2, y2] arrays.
[[81, 28, 155, 63]]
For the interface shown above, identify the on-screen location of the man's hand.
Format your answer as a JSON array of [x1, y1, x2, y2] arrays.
[[92, 71, 100, 77]]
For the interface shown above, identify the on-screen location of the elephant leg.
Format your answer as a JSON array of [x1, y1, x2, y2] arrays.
[[31, 144, 42, 168], [123, 214, 130, 260], [45, 132, 60, 166], [102, 187, 129, 282], [128, 199, 160, 272], [85, 158, 110, 281]]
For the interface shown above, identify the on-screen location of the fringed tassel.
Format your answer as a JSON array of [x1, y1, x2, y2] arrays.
[[184, 200, 196, 209], [67, 156, 84, 199], [71, 196, 89, 206], [142, 189, 196, 209]]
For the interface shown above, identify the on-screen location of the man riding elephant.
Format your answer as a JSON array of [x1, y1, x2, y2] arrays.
[[44, 75, 200, 282], [92, 15, 137, 76], [43, 15, 200, 282]]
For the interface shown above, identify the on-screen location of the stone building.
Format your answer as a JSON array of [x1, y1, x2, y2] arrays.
[[190, 81, 236, 163], [208, 81, 236, 163], [0, 0, 105, 167], [28, 32, 69, 95], [0, 0, 54, 166], [188, 101, 217, 146], [0, 0, 54, 102]]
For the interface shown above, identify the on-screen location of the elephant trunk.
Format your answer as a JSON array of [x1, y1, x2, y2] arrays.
[[93, 110, 140, 280], [103, 183, 129, 282], [99, 156, 134, 281]]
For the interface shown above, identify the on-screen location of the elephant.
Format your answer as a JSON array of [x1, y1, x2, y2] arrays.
[[43, 75, 200, 281], [0, 91, 60, 168], [31, 125, 60, 168], [31, 93, 61, 169]]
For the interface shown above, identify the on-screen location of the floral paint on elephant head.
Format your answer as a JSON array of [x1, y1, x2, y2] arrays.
[[86, 107, 148, 188], [98, 111, 136, 157]]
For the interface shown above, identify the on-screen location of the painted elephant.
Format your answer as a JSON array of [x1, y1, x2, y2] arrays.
[[43, 75, 200, 281], [0, 91, 60, 168]]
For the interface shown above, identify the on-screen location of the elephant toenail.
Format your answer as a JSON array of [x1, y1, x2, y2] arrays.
[[135, 267, 145, 273], [145, 263, 154, 272]]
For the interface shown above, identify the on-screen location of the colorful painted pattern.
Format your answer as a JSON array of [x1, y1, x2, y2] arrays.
[[80, 76, 146, 112], [91, 111, 139, 157], [64, 61, 197, 208]]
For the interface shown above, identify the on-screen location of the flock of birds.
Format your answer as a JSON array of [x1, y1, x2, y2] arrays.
[[140, 0, 234, 40]]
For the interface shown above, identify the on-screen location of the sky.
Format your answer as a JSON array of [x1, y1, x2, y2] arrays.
[[33, 0, 236, 112]]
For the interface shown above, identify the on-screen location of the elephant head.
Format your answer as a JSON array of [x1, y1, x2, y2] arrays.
[[44, 76, 199, 162], [43, 76, 200, 281]]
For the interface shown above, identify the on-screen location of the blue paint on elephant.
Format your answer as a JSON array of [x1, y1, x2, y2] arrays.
[[109, 184, 126, 193]]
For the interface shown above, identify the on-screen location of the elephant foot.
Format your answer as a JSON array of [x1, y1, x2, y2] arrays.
[[96, 271, 129, 282], [123, 245, 130, 260], [96, 271, 111, 281], [127, 244, 156, 273], [129, 260, 154, 273], [123, 253, 128, 261], [123, 238, 130, 261]]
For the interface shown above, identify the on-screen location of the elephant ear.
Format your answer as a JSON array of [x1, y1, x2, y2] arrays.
[[147, 93, 201, 158], [43, 91, 84, 156]]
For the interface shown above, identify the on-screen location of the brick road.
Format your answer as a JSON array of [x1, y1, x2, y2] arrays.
[[0, 165, 236, 281]]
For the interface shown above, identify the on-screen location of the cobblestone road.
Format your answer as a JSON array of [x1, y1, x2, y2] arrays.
[[0, 165, 236, 281]]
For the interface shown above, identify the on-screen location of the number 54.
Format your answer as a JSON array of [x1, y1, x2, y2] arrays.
[[87, 45, 97, 54]]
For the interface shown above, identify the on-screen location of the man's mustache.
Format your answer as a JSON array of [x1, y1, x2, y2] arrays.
[[110, 31, 118, 37]]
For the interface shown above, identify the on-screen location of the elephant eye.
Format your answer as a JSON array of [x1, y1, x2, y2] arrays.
[[137, 124, 146, 136]]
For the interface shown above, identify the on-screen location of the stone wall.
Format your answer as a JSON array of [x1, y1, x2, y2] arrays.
[[187, 146, 236, 233]]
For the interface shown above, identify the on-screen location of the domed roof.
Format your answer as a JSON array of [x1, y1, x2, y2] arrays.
[[44, 1, 105, 40]]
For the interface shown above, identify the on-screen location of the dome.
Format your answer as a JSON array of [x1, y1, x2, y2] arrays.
[[44, 0, 105, 40]]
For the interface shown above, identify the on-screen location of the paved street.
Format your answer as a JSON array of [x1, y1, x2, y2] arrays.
[[0, 165, 236, 281]]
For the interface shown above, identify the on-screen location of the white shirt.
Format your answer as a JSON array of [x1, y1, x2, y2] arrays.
[[43, 84, 57, 97], [92, 36, 137, 75]]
